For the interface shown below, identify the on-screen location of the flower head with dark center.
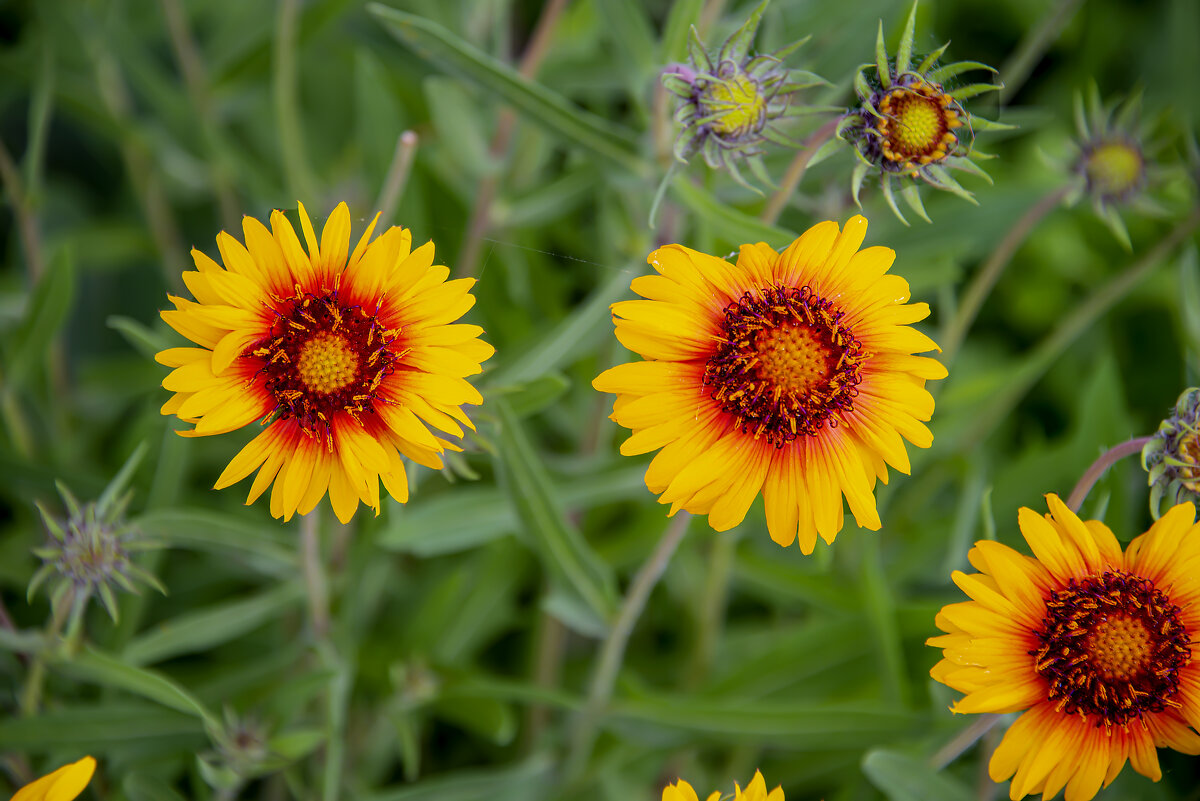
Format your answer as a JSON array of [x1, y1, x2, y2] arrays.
[[661, 0, 824, 190], [594, 216, 946, 551], [837, 1, 1001, 224], [1143, 387, 1200, 517], [929, 494, 1200, 801], [156, 203, 494, 523]]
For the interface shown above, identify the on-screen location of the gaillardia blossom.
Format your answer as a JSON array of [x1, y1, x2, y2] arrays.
[[11, 756, 95, 801], [663, 770, 783, 801], [661, 0, 823, 189], [157, 203, 493, 523], [593, 216, 946, 551], [929, 494, 1200, 801], [837, 1, 1000, 223]]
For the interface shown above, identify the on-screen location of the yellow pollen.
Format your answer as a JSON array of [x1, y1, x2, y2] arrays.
[[297, 332, 359, 395], [1087, 615, 1153, 682], [892, 96, 943, 152], [753, 321, 833, 394], [1086, 141, 1143, 197], [703, 74, 765, 136]]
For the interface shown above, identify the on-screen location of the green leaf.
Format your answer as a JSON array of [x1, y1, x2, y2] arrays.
[[895, 1, 919, 76], [369, 5, 646, 176], [947, 82, 1002, 101], [862, 750, 974, 801], [900, 182, 931, 223], [928, 60, 996, 84], [58, 647, 218, 725], [122, 582, 305, 666], [133, 509, 298, 575], [0, 703, 202, 747], [611, 696, 916, 747], [491, 372, 570, 419], [97, 441, 149, 520], [434, 695, 516, 745], [5, 245, 75, 389], [1178, 246, 1200, 359], [424, 75, 495, 180], [670, 177, 794, 246], [661, 0, 704, 63], [123, 773, 191, 801], [875, 20, 891, 88], [379, 462, 647, 556], [268, 728, 326, 761], [484, 268, 631, 387], [719, 0, 768, 65], [107, 315, 172, 359], [491, 399, 617, 629], [359, 756, 554, 801]]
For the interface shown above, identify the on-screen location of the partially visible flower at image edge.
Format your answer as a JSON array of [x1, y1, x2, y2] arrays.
[[156, 203, 494, 523], [11, 756, 95, 801], [664, 770, 784, 801], [1143, 386, 1200, 518], [593, 215, 946, 552], [928, 494, 1200, 801]]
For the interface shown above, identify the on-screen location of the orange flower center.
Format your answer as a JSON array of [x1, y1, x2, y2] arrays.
[[249, 288, 401, 444], [704, 286, 866, 447], [298, 332, 359, 395], [1032, 570, 1191, 728], [875, 80, 961, 168]]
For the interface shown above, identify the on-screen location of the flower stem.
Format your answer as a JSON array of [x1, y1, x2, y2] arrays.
[[1067, 437, 1151, 513], [565, 513, 691, 780], [957, 207, 1200, 453], [940, 184, 1070, 367], [458, 0, 569, 278], [300, 511, 329, 638], [273, 0, 317, 202], [998, 0, 1085, 106], [929, 713, 1002, 770], [20, 585, 74, 717], [374, 130, 419, 226], [685, 529, 736, 688], [760, 117, 840, 226]]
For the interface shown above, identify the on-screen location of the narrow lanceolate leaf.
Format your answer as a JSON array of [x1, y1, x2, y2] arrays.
[[368, 5, 645, 176], [687, 25, 713, 74], [851, 162, 871, 207], [58, 647, 218, 725], [6, 245, 75, 389], [895, 1, 919, 76], [874, 21, 891, 88], [97, 441, 149, 520], [880, 179, 910, 226], [491, 399, 617, 629], [670, 176, 794, 245], [661, 0, 704, 64], [862, 750, 975, 801], [133, 509, 297, 574], [719, 0, 769, 65], [900, 183, 931, 223], [948, 82, 1003, 101], [122, 582, 305, 666], [915, 42, 949, 75], [928, 60, 996, 84], [108, 315, 172, 359]]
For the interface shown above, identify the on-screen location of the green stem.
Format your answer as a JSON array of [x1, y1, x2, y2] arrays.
[[300, 511, 329, 638], [760, 117, 840, 226], [959, 208, 1200, 453], [374, 130, 419, 226], [20, 585, 75, 717], [998, 0, 1085, 106], [565, 513, 691, 780], [1066, 436, 1151, 513], [685, 529, 736, 688], [940, 184, 1070, 367]]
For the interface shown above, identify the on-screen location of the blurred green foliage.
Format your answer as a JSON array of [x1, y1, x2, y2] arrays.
[[0, 0, 1198, 799]]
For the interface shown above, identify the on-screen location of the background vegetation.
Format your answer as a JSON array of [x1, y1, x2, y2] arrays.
[[1, 0, 1199, 799]]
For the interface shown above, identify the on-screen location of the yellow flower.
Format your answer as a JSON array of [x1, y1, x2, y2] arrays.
[[593, 216, 945, 551], [156, 203, 494, 523], [11, 756, 95, 801], [662, 778, 720, 801], [662, 771, 784, 801], [928, 494, 1200, 801]]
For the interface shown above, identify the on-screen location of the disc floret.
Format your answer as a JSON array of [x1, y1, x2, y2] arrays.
[[837, 1, 1001, 224], [661, 0, 824, 190]]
